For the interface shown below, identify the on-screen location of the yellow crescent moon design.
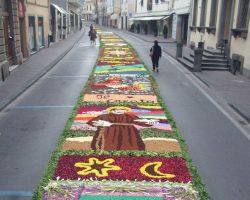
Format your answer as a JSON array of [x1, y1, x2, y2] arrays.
[[140, 162, 176, 179]]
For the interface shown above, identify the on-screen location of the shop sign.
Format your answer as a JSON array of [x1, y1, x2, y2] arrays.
[[18, 0, 25, 18]]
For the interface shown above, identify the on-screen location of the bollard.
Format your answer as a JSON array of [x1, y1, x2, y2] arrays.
[[193, 48, 203, 72], [176, 43, 183, 58]]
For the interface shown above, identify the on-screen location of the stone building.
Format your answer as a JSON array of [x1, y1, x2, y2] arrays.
[[82, 0, 96, 21], [0, 0, 25, 82], [25, 0, 50, 54], [121, 0, 136, 30], [189, 0, 250, 78], [68, 0, 84, 32], [132, 0, 171, 36]]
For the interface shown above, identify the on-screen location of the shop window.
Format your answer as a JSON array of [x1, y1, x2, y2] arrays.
[[200, 0, 207, 26], [237, 0, 250, 29]]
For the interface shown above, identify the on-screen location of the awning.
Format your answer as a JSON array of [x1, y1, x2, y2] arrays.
[[130, 16, 166, 21], [163, 16, 170, 20], [111, 13, 118, 20], [51, 3, 68, 15], [173, 7, 189, 15]]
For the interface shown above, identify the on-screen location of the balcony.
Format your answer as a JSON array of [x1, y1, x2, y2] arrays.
[[68, 0, 83, 7]]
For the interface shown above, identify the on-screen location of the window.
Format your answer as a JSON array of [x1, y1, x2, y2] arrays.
[[200, 0, 207, 26], [3, 0, 9, 12], [237, 0, 250, 28], [192, 0, 198, 26], [155, 0, 159, 4], [140, 0, 144, 6], [147, 0, 152, 10], [209, 0, 218, 27]]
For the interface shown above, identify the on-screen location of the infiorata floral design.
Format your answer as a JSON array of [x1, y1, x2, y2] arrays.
[[41, 30, 205, 200], [87, 74, 155, 95], [94, 64, 148, 75], [74, 158, 121, 177], [100, 47, 137, 60], [70, 105, 172, 133], [140, 162, 176, 179], [54, 155, 191, 183], [44, 180, 199, 200], [104, 43, 128, 47], [97, 60, 141, 66]]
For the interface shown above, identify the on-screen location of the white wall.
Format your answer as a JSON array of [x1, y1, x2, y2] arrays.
[[106, 0, 114, 15], [153, 0, 171, 12], [173, 0, 190, 10]]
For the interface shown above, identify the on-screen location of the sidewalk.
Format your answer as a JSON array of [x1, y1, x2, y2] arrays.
[[124, 30, 250, 124], [0, 29, 85, 111]]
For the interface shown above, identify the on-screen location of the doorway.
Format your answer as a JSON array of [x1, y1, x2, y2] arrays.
[[181, 14, 189, 44], [3, 16, 13, 63], [38, 17, 45, 48], [28, 16, 36, 52]]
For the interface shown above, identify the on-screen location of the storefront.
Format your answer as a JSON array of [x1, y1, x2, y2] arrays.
[[51, 3, 68, 42], [18, 0, 28, 58]]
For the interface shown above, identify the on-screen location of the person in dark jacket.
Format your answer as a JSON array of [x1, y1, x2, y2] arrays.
[[150, 40, 162, 72]]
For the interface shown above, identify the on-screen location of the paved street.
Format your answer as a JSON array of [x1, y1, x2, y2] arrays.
[[0, 28, 249, 200], [0, 31, 99, 199]]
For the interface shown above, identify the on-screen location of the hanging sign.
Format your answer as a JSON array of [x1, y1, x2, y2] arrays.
[[18, 0, 25, 18]]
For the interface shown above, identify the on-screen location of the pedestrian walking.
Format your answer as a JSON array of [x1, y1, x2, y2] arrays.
[[150, 40, 162, 73], [163, 25, 168, 39], [89, 28, 97, 45]]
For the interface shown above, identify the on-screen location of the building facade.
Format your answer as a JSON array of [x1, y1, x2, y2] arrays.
[[26, 0, 50, 54], [130, 0, 191, 42], [189, 0, 250, 78], [0, 0, 26, 82], [68, 0, 83, 33], [133, 0, 171, 36], [121, 0, 136, 30], [83, 0, 96, 21]]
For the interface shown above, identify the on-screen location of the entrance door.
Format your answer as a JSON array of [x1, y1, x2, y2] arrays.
[[217, 0, 233, 45], [38, 17, 45, 48], [3, 16, 13, 62], [181, 14, 189, 44], [28, 16, 36, 52]]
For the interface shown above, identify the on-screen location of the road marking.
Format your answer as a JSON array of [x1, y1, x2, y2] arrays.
[[15, 105, 74, 109], [163, 52, 250, 141], [0, 191, 33, 197]]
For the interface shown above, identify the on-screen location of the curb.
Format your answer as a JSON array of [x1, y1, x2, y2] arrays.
[[0, 30, 86, 112]]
